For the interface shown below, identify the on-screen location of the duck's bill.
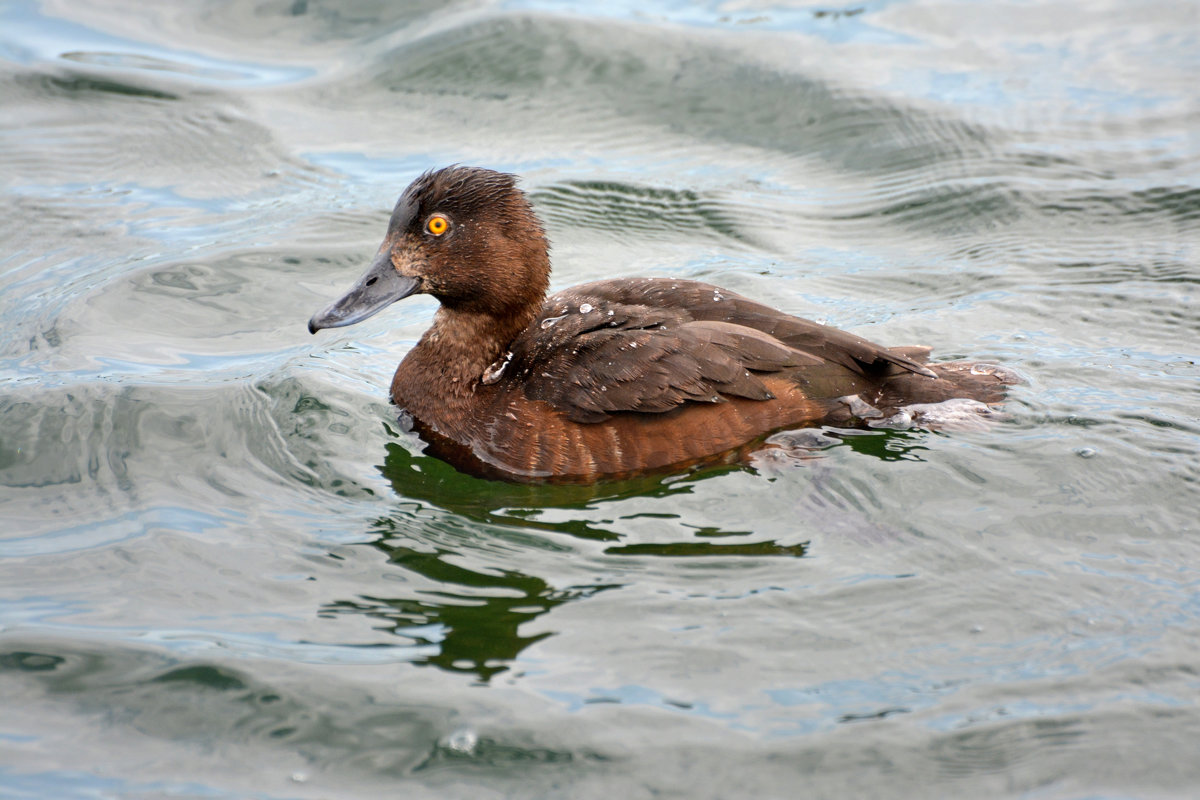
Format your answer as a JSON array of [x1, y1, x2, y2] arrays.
[[308, 252, 419, 333]]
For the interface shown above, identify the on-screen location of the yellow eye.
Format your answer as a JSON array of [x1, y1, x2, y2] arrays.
[[426, 214, 449, 236]]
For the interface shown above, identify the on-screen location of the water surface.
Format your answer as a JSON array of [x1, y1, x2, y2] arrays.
[[2, 0, 1199, 797]]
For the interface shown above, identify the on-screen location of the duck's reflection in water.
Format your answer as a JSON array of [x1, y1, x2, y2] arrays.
[[320, 427, 923, 680], [323, 527, 619, 682], [318, 442, 642, 681]]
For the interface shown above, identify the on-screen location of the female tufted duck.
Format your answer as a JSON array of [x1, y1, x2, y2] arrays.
[[309, 166, 1015, 483]]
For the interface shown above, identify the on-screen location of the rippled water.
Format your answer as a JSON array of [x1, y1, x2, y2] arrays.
[[3, 1, 1199, 797]]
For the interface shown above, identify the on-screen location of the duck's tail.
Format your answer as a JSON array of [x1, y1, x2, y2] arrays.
[[888, 353, 1018, 404], [835, 350, 1021, 431]]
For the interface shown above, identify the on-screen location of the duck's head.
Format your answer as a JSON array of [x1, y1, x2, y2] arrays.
[[308, 166, 551, 334]]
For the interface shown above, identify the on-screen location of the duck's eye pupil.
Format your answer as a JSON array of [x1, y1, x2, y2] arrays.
[[427, 215, 448, 235]]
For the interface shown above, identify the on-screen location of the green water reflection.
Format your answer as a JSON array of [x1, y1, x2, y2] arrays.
[[325, 518, 622, 682], [314, 438, 828, 680]]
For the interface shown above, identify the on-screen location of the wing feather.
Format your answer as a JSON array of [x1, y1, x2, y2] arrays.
[[508, 278, 932, 423]]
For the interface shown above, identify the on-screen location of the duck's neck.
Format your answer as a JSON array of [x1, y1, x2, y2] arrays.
[[391, 302, 539, 414]]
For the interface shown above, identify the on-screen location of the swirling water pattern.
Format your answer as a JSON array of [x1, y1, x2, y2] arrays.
[[1, 0, 1198, 797]]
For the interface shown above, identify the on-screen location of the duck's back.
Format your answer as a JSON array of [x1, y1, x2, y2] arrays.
[[399, 279, 1013, 482]]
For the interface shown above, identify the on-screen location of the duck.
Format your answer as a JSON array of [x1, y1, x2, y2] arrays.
[[309, 165, 1015, 483]]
